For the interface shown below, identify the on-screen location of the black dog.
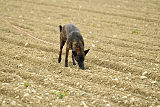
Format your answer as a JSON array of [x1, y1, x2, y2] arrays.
[[58, 24, 89, 69]]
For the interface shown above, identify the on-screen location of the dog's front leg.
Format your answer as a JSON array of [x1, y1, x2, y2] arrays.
[[65, 45, 70, 67], [72, 54, 76, 65]]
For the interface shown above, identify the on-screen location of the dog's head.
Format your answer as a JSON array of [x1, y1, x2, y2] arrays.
[[72, 49, 89, 70]]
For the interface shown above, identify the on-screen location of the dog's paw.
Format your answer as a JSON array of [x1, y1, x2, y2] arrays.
[[58, 58, 61, 63], [65, 63, 68, 67], [65, 64, 68, 67], [73, 62, 76, 66]]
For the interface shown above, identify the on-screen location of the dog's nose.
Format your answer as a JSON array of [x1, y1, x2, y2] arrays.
[[80, 66, 85, 70], [78, 62, 85, 70]]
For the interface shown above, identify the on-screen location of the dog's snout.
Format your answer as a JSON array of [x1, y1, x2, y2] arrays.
[[80, 66, 85, 70], [78, 62, 85, 70]]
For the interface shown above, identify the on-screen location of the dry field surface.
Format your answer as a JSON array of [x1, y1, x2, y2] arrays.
[[0, 0, 160, 106]]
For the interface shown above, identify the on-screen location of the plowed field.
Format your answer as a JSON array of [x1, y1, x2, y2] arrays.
[[0, 0, 160, 106]]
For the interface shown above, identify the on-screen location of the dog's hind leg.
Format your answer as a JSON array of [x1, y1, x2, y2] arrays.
[[58, 39, 65, 63], [58, 25, 66, 63]]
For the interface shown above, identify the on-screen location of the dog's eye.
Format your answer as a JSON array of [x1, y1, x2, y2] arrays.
[[79, 56, 84, 62]]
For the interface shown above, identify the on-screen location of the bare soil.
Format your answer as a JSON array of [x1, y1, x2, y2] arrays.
[[0, 0, 160, 106]]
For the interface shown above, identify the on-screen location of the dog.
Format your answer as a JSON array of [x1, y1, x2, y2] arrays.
[[58, 24, 89, 70]]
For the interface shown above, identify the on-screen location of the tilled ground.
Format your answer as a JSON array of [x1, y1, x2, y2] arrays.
[[0, 0, 160, 106]]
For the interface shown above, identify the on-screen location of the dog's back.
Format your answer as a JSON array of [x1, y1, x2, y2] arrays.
[[65, 24, 80, 37], [64, 24, 84, 50]]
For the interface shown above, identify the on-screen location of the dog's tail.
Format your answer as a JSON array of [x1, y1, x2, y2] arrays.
[[59, 25, 62, 32]]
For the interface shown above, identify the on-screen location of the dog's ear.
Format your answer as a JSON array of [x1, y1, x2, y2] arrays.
[[84, 49, 90, 56], [72, 51, 77, 57], [59, 25, 62, 32]]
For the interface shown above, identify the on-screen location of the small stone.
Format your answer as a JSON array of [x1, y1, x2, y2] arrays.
[[80, 92, 86, 96], [155, 64, 158, 66], [140, 76, 147, 79], [130, 97, 135, 102], [25, 42, 29, 46], [45, 93, 49, 95], [112, 85, 116, 88], [14, 55, 21, 60], [120, 88, 125, 91], [113, 78, 118, 81], [122, 96, 127, 99], [11, 101, 16, 105], [127, 94, 131, 97], [112, 96, 115, 99], [80, 85, 82, 88], [16, 96, 19, 99], [132, 53, 136, 55], [36, 95, 42, 99], [18, 64, 23, 68], [76, 82, 80, 86], [92, 44, 95, 47], [2, 83, 10, 86], [19, 15, 22, 18], [106, 104, 110, 106], [24, 93, 29, 97], [87, 70, 91, 72], [125, 77, 129, 80], [2, 100, 6, 104], [142, 71, 148, 76], [122, 63, 127, 65], [102, 67, 107, 70], [151, 81, 156, 84], [153, 68, 156, 70]]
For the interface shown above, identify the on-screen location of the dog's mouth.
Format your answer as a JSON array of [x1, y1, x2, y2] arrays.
[[80, 66, 85, 70], [78, 62, 85, 70]]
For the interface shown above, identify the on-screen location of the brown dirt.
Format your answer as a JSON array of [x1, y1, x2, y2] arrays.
[[0, 0, 160, 106]]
